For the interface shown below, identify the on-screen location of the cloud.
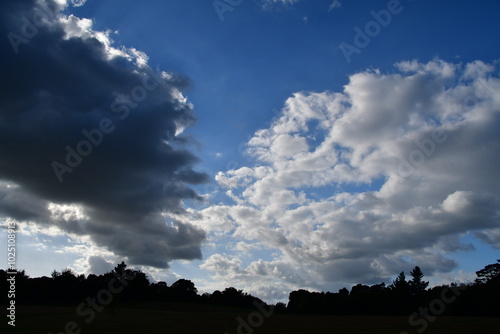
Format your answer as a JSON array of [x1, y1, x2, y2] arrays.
[[200, 254, 304, 301], [88, 256, 114, 273], [183, 59, 500, 299], [476, 229, 500, 249], [69, 0, 86, 7], [0, 0, 208, 268]]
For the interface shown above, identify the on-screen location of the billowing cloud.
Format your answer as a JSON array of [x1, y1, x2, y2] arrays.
[[181, 59, 500, 298], [0, 0, 208, 268]]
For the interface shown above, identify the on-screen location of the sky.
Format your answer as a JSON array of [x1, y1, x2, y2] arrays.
[[1, 0, 499, 303]]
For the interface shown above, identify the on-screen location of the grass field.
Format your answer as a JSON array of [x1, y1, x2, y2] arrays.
[[2, 303, 499, 334]]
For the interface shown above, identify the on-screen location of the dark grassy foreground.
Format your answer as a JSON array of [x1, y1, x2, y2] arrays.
[[2, 303, 499, 334]]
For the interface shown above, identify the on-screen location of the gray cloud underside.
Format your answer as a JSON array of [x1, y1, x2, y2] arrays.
[[0, 0, 208, 268]]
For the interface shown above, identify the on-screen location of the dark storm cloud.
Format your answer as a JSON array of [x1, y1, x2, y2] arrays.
[[0, 0, 208, 267]]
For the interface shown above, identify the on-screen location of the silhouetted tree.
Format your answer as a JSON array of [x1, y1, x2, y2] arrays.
[[27, 276, 52, 302], [209, 290, 223, 304], [388, 271, 411, 314], [109, 262, 149, 301], [391, 271, 409, 293], [274, 302, 287, 313], [171, 279, 198, 302], [409, 266, 429, 295], [338, 287, 349, 297], [222, 287, 245, 306], [51, 268, 81, 303], [287, 289, 312, 314], [50, 269, 60, 279], [149, 281, 169, 301], [475, 259, 500, 284], [16, 269, 30, 280], [350, 284, 370, 296]]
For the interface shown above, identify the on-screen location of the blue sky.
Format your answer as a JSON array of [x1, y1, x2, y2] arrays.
[[1, 0, 500, 303]]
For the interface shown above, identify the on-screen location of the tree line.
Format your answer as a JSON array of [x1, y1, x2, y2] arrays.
[[1, 260, 499, 316], [285, 263, 499, 316]]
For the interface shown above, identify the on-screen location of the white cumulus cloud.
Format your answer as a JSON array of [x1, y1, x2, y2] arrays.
[[181, 59, 500, 301]]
